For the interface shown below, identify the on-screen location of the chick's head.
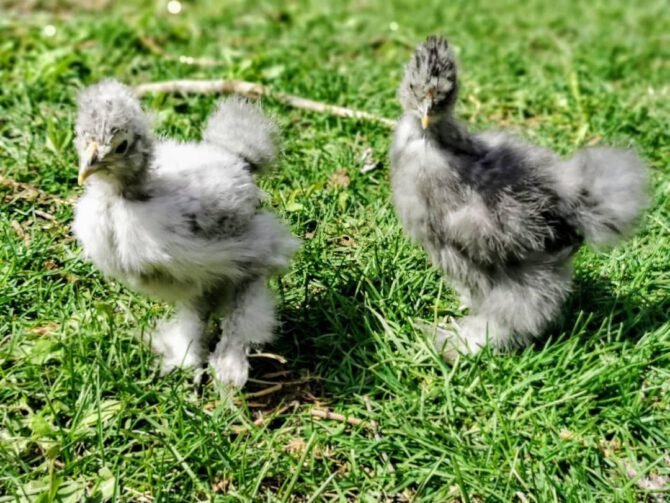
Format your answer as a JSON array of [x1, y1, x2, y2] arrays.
[[75, 80, 151, 186], [398, 35, 458, 129]]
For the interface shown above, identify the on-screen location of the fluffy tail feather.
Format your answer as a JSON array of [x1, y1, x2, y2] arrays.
[[559, 147, 649, 246], [203, 97, 279, 173]]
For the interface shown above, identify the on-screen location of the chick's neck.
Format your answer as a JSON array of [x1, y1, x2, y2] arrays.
[[425, 113, 479, 157]]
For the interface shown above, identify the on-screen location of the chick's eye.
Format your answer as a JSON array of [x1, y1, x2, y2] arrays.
[[114, 140, 129, 155]]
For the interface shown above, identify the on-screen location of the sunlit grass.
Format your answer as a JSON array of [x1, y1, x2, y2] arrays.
[[0, 0, 668, 500]]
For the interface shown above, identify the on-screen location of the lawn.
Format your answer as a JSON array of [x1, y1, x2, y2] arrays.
[[1, 0, 668, 500]]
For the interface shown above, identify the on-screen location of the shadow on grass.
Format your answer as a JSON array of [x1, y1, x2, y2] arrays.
[[238, 269, 667, 408], [543, 271, 668, 348], [238, 277, 383, 408]]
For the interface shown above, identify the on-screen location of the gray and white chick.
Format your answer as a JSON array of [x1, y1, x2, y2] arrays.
[[73, 80, 299, 386], [391, 36, 648, 361]]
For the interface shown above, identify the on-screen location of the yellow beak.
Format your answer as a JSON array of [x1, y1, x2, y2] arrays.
[[78, 141, 99, 185], [421, 115, 432, 130]]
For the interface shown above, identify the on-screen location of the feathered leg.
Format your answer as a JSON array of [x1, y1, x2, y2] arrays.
[[428, 316, 491, 361], [209, 278, 277, 387], [149, 301, 208, 374], [433, 262, 573, 361]]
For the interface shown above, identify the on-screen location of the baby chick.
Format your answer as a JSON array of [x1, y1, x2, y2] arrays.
[[73, 80, 298, 386], [391, 36, 648, 360]]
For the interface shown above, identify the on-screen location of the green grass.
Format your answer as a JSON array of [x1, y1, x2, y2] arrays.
[[1, 0, 669, 500]]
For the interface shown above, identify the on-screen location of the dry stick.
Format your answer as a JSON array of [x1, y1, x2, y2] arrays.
[[137, 32, 391, 125], [247, 352, 288, 364], [0, 175, 72, 206], [3, 176, 73, 240], [230, 401, 298, 435], [35, 209, 55, 221], [364, 395, 395, 473], [11, 220, 30, 246], [260, 401, 297, 424], [309, 407, 373, 429], [234, 401, 267, 409], [247, 375, 315, 386], [245, 383, 283, 399], [205, 399, 266, 410], [135, 79, 397, 128], [263, 369, 293, 379]]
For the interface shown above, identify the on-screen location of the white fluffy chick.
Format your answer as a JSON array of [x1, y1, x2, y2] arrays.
[[391, 36, 649, 361], [72, 80, 299, 387]]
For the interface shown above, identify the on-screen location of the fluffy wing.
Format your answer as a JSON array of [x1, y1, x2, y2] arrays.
[[133, 141, 296, 284], [151, 140, 261, 235], [432, 136, 583, 266]]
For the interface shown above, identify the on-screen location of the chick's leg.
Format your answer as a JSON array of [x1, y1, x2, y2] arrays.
[[149, 301, 208, 374], [435, 264, 572, 362], [430, 315, 506, 363], [209, 278, 277, 387]]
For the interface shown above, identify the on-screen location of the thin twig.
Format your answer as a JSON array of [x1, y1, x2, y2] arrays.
[[247, 352, 288, 364], [236, 401, 267, 408], [230, 401, 297, 434], [0, 175, 72, 205], [134, 79, 396, 128], [364, 395, 394, 473], [245, 383, 283, 399], [309, 407, 372, 429], [206, 399, 267, 411], [247, 376, 315, 386], [246, 378, 276, 385], [11, 220, 30, 246], [135, 36, 395, 127], [34, 209, 55, 221], [263, 370, 293, 379]]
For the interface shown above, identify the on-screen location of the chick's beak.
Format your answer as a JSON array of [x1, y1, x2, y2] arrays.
[[78, 141, 99, 185], [421, 114, 432, 130]]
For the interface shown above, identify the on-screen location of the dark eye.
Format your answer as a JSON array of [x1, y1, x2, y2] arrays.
[[114, 140, 129, 155]]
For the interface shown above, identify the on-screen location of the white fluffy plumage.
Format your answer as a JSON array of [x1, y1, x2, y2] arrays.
[[73, 80, 298, 386]]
